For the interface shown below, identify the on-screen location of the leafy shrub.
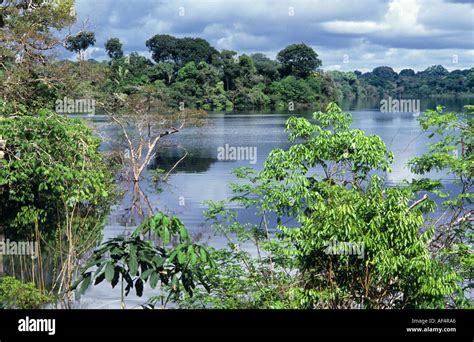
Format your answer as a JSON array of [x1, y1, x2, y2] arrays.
[[0, 276, 53, 309]]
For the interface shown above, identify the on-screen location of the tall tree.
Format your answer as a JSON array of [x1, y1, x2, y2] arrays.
[[0, 0, 76, 110], [371, 66, 398, 81], [277, 43, 321, 78], [145, 34, 178, 64], [399, 68, 415, 77], [236, 54, 258, 88], [408, 105, 473, 307], [65, 31, 96, 61], [251, 53, 280, 83], [175, 37, 219, 66], [220, 50, 240, 91], [105, 37, 124, 60], [419, 65, 449, 77], [0, 106, 113, 304], [146, 34, 219, 67], [151, 62, 175, 85]]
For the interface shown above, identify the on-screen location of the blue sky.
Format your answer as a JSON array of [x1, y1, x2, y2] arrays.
[[72, 0, 474, 72]]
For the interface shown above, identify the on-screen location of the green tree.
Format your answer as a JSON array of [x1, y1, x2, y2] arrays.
[[208, 81, 233, 111], [176, 61, 199, 82], [172, 61, 221, 108], [146, 35, 219, 67], [399, 68, 415, 77], [109, 52, 154, 92], [0, 276, 54, 309], [277, 43, 322, 78], [73, 212, 215, 309], [371, 66, 398, 80], [220, 50, 240, 91], [0, 0, 76, 110], [326, 70, 365, 99], [65, 31, 96, 61], [105, 37, 124, 60], [0, 106, 112, 238], [408, 105, 473, 307], [269, 74, 338, 108], [236, 54, 258, 88], [419, 65, 449, 77], [146, 34, 179, 63], [182, 103, 460, 309], [175, 37, 219, 66], [251, 53, 280, 83], [151, 62, 175, 85], [0, 105, 114, 302]]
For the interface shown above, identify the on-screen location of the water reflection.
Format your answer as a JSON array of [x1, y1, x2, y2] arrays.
[[78, 100, 471, 307], [341, 96, 473, 112]]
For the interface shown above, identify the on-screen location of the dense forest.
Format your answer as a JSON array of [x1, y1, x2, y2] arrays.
[[329, 65, 474, 100], [3, 26, 471, 113], [40, 34, 340, 111], [60, 33, 474, 111]]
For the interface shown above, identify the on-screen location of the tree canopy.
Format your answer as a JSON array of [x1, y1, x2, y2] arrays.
[[65, 31, 96, 59], [277, 43, 322, 78], [105, 37, 124, 59], [146, 34, 219, 66]]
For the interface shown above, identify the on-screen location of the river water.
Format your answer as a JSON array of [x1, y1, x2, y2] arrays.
[[78, 98, 472, 308]]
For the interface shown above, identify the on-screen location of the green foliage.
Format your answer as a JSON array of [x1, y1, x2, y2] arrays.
[[41, 35, 423, 111], [326, 70, 366, 100], [0, 0, 75, 61], [150, 62, 175, 85], [179, 103, 462, 309], [145, 34, 178, 63], [129, 37, 339, 110], [237, 54, 258, 86], [0, 0, 76, 110], [208, 81, 233, 111], [269, 74, 338, 108], [334, 65, 474, 100], [251, 53, 280, 83], [0, 106, 113, 240], [65, 31, 96, 55], [277, 43, 322, 78], [171, 61, 230, 109], [408, 105, 473, 307], [105, 37, 124, 60], [372, 66, 398, 80], [0, 276, 54, 309], [109, 53, 154, 92], [419, 65, 449, 77], [399, 69, 415, 77], [73, 212, 215, 308], [221, 50, 240, 91], [146, 34, 219, 67]]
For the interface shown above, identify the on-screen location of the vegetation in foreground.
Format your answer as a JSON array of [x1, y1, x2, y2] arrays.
[[0, 0, 472, 309]]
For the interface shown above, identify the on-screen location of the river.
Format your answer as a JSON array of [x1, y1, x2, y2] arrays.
[[78, 98, 472, 308]]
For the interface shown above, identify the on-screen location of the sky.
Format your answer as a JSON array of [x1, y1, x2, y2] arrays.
[[72, 0, 474, 72]]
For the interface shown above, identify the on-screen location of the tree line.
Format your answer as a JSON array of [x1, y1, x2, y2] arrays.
[[59, 31, 474, 113], [329, 65, 474, 100]]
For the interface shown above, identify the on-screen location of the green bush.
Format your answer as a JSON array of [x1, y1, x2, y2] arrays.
[[0, 276, 53, 309]]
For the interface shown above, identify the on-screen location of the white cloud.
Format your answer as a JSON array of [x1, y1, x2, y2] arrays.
[[321, 21, 389, 34], [69, 0, 473, 70], [321, 0, 445, 38]]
